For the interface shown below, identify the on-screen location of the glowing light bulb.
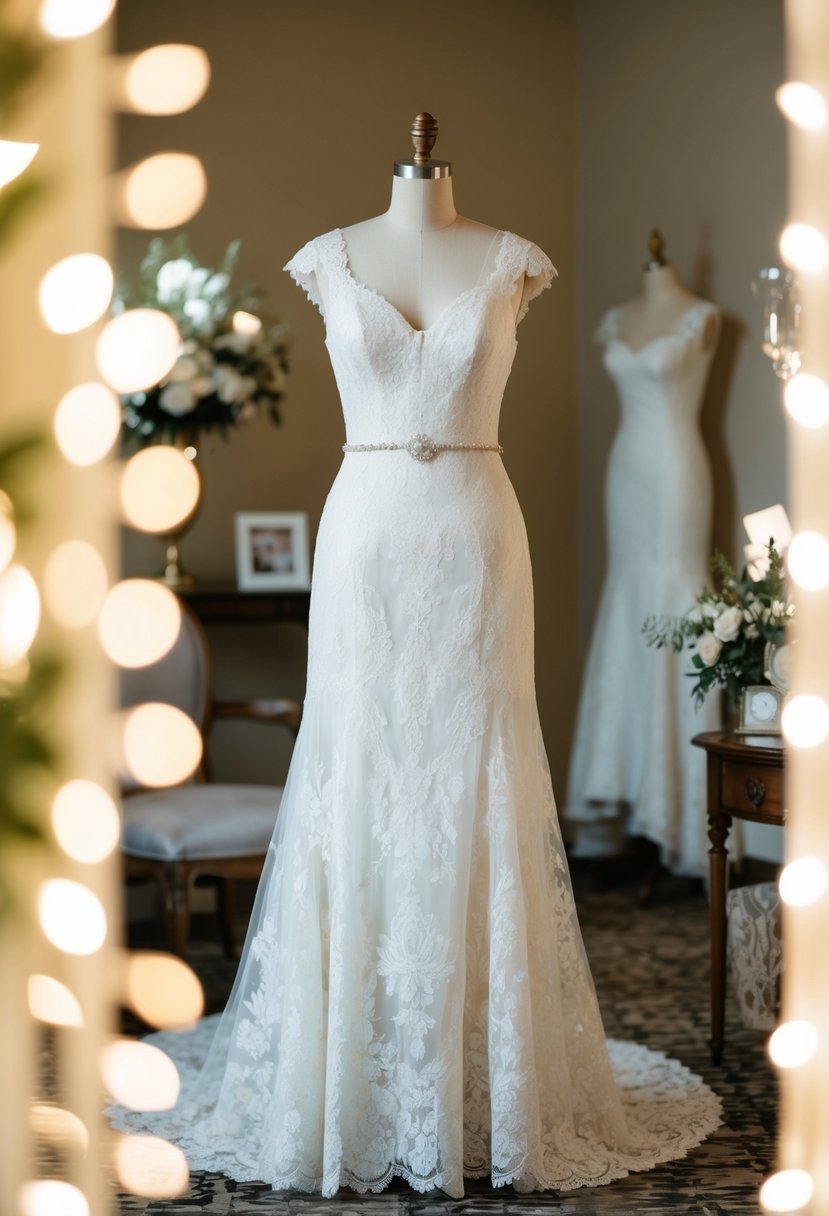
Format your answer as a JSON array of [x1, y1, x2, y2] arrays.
[[232, 310, 262, 336], [760, 1168, 814, 1212], [115, 1134, 189, 1197], [118, 44, 210, 115], [96, 309, 180, 393], [782, 694, 829, 748], [0, 491, 15, 575], [101, 1040, 180, 1111], [787, 530, 829, 590], [125, 951, 204, 1028], [39, 253, 113, 334], [0, 140, 38, 188], [122, 703, 202, 787], [780, 222, 828, 274], [779, 856, 828, 906], [768, 1020, 819, 1068], [38, 879, 107, 955], [51, 780, 120, 864], [117, 153, 207, 230], [28, 974, 84, 1027], [18, 1179, 89, 1216], [98, 580, 181, 668], [40, 0, 115, 38], [43, 540, 108, 629], [0, 564, 40, 667], [120, 446, 200, 534], [29, 1104, 89, 1153], [784, 373, 829, 429], [776, 81, 827, 132], [54, 382, 121, 466]]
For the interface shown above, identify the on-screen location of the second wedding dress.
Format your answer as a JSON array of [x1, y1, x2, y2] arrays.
[[109, 228, 720, 1197], [565, 302, 722, 876]]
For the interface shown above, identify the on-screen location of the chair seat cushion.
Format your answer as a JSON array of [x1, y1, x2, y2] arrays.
[[122, 784, 282, 861]]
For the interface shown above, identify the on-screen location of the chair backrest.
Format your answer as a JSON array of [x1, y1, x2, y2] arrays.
[[119, 600, 212, 730]]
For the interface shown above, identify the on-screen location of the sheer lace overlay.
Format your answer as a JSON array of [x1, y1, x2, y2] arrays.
[[108, 230, 721, 1197]]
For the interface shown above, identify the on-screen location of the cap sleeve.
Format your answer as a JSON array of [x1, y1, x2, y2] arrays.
[[516, 241, 557, 325], [283, 237, 325, 317], [594, 305, 620, 346]]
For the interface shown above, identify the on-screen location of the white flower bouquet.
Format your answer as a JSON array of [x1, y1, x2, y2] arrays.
[[642, 541, 794, 705], [115, 236, 289, 447]]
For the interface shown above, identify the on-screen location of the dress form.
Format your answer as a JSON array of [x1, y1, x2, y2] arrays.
[[314, 113, 525, 330], [612, 229, 718, 354]]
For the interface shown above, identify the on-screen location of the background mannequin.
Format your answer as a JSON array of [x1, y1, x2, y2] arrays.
[[607, 229, 720, 354], [564, 230, 722, 883], [312, 113, 529, 328]]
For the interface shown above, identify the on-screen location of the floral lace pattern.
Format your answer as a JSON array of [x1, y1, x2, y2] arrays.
[[107, 229, 721, 1197]]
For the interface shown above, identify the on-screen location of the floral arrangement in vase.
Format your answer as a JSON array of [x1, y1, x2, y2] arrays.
[[642, 541, 794, 705], [115, 235, 289, 447]]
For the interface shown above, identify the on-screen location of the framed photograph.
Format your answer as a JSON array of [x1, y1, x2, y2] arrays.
[[234, 512, 311, 592]]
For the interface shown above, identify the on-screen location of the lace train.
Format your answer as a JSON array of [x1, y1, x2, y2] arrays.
[[108, 1015, 721, 1196]]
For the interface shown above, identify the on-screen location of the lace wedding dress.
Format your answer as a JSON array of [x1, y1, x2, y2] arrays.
[[109, 229, 721, 1197], [565, 303, 722, 876]]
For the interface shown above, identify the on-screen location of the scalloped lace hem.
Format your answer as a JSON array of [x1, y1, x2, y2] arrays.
[[107, 1032, 721, 1198]]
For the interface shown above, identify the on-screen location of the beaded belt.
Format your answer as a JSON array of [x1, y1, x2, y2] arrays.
[[342, 433, 503, 464]]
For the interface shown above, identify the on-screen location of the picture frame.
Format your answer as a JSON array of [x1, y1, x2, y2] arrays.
[[234, 512, 311, 592]]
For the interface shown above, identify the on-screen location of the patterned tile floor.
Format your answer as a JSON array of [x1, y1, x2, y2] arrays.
[[116, 859, 777, 1215]]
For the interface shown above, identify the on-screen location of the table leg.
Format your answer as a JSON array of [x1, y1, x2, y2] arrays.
[[708, 806, 731, 1064]]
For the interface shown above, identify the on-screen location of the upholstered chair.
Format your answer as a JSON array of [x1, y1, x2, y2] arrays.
[[120, 604, 301, 957]]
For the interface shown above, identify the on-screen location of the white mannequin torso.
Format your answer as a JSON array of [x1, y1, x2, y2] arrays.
[[613, 263, 718, 352], [314, 176, 524, 331]]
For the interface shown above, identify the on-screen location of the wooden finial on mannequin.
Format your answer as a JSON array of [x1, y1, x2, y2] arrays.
[[394, 111, 450, 179], [644, 228, 667, 270], [411, 112, 439, 165]]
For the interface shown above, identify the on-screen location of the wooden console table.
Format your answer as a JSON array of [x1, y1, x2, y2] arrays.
[[692, 730, 785, 1064], [177, 582, 311, 628]]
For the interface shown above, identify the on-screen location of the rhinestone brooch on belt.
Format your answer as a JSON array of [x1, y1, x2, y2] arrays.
[[342, 433, 503, 463]]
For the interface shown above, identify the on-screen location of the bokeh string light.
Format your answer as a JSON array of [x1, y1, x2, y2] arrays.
[[116, 152, 207, 229], [54, 382, 121, 466], [43, 540, 109, 629], [98, 580, 181, 668], [114, 1134, 189, 1198], [101, 1041, 180, 1111], [766, 12, 829, 1212], [7, 7, 212, 1212], [113, 44, 210, 116], [96, 308, 181, 393], [38, 253, 114, 335]]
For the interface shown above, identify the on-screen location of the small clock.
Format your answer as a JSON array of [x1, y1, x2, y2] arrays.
[[736, 684, 783, 735]]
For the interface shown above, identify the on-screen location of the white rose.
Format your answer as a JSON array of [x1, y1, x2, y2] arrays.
[[156, 258, 193, 303], [191, 375, 215, 398], [183, 298, 211, 327], [158, 382, 196, 416], [698, 631, 723, 667], [713, 605, 742, 643], [203, 272, 229, 299], [213, 331, 252, 355], [185, 267, 210, 297], [166, 355, 199, 383], [745, 623, 760, 639], [214, 366, 257, 405]]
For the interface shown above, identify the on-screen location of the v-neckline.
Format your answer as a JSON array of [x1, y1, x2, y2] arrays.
[[605, 301, 715, 357], [333, 227, 510, 337]]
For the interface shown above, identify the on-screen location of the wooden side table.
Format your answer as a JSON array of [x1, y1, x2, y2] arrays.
[[692, 730, 785, 1063], [177, 582, 311, 627]]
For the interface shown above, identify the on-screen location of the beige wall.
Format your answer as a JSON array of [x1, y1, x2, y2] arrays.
[[116, 0, 579, 791], [575, 0, 787, 859]]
